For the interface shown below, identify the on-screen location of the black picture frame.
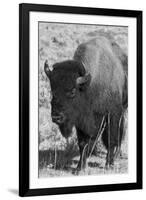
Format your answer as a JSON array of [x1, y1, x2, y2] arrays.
[[19, 3, 143, 197]]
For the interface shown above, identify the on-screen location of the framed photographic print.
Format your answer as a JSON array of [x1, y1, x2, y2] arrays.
[[19, 3, 143, 197]]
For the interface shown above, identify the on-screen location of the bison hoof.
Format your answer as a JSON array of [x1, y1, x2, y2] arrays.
[[72, 169, 80, 175], [72, 164, 86, 175], [72, 166, 82, 175], [105, 163, 114, 170]]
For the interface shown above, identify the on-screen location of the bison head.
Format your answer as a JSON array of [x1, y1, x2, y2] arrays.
[[44, 60, 91, 138]]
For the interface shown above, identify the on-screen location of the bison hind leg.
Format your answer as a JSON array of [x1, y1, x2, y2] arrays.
[[114, 114, 125, 158], [101, 113, 124, 168]]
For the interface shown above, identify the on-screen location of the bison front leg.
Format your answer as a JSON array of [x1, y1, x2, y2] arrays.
[[76, 128, 89, 171]]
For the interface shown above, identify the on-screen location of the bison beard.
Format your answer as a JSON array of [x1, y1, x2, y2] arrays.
[[44, 36, 128, 172]]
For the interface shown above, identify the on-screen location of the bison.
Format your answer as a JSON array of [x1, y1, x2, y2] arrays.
[[44, 36, 128, 171]]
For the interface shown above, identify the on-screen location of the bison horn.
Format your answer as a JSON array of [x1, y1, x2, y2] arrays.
[[76, 73, 91, 87], [44, 60, 53, 77], [78, 61, 86, 76]]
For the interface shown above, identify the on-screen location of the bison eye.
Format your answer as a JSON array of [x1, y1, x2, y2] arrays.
[[66, 88, 76, 98]]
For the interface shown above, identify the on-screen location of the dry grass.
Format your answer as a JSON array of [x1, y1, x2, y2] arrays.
[[38, 22, 128, 178], [39, 139, 128, 178]]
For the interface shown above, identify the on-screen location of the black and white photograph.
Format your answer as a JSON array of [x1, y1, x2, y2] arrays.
[[19, 3, 142, 196], [38, 22, 128, 178]]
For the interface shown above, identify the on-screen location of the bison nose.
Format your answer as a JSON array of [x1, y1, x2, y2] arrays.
[[52, 112, 65, 124]]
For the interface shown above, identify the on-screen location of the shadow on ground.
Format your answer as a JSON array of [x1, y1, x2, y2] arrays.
[[8, 189, 18, 196], [39, 146, 79, 170]]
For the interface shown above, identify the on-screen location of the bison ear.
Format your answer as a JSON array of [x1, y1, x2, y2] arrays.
[[76, 73, 91, 90], [44, 60, 53, 77]]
